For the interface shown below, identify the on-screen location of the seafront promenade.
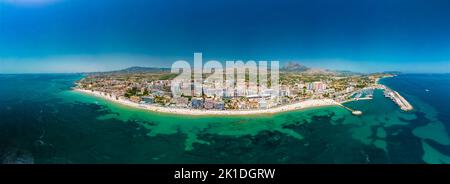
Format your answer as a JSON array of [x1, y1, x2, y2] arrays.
[[74, 88, 339, 116]]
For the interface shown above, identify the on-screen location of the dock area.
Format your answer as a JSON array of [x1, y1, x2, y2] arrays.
[[360, 84, 413, 111], [383, 88, 413, 111], [339, 84, 413, 114]]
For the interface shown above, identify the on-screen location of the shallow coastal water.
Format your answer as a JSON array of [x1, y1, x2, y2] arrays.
[[0, 74, 449, 163]]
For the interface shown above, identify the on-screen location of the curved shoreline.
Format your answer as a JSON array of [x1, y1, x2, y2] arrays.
[[73, 88, 342, 116]]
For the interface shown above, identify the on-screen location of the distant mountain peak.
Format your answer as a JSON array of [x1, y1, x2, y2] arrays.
[[91, 66, 170, 75], [281, 62, 309, 72], [120, 66, 169, 72]]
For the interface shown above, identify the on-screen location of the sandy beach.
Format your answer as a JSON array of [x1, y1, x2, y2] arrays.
[[73, 88, 341, 116]]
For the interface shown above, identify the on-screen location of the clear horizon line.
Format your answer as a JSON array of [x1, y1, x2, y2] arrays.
[[1, 69, 449, 75]]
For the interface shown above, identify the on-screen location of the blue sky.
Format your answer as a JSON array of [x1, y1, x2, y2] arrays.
[[1, 0, 450, 73]]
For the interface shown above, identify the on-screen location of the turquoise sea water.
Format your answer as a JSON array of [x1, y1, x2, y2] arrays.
[[0, 74, 449, 163]]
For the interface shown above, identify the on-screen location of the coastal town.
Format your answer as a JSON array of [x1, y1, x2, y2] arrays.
[[74, 64, 413, 115]]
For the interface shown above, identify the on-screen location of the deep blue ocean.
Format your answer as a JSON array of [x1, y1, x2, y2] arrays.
[[383, 74, 450, 129], [0, 74, 449, 163]]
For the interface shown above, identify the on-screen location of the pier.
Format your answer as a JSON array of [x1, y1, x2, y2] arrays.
[[339, 103, 363, 116]]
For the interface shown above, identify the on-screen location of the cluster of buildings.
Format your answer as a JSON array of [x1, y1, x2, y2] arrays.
[[78, 73, 379, 111]]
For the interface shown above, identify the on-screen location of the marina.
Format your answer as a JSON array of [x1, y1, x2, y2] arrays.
[[341, 84, 413, 115], [382, 87, 414, 111]]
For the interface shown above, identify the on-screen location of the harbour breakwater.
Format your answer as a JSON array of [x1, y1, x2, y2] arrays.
[[341, 84, 413, 114], [374, 85, 413, 111]]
